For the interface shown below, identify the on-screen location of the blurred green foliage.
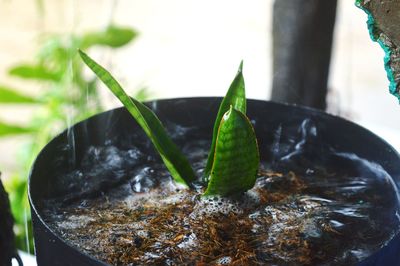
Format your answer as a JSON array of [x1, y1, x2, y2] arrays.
[[0, 24, 145, 253]]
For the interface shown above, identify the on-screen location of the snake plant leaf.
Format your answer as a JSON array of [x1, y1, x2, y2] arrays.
[[204, 106, 259, 196], [0, 86, 37, 104], [8, 64, 61, 82], [0, 121, 34, 137], [81, 25, 137, 49], [78, 50, 195, 187], [204, 61, 246, 179]]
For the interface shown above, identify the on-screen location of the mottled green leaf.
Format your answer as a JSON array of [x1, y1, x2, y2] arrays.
[[204, 61, 246, 179], [8, 64, 61, 81], [204, 106, 259, 196], [79, 50, 195, 187], [0, 122, 34, 137], [0, 86, 37, 104], [81, 25, 137, 49]]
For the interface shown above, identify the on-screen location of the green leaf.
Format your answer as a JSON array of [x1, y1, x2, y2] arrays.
[[133, 87, 151, 102], [0, 85, 37, 104], [0, 121, 34, 137], [8, 64, 61, 82], [204, 61, 246, 179], [81, 25, 137, 49], [78, 50, 195, 187], [204, 106, 259, 196]]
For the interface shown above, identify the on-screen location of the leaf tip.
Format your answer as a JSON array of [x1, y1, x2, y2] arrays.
[[238, 60, 244, 73], [77, 49, 85, 57]]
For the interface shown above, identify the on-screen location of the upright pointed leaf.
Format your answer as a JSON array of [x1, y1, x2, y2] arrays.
[[204, 61, 246, 178], [0, 86, 37, 104], [79, 50, 195, 187], [204, 106, 259, 196]]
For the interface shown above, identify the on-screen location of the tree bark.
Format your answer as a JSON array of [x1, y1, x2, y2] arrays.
[[271, 0, 337, 110]]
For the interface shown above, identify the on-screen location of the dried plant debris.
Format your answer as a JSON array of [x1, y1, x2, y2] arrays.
[[42, 142, 400, 265], [45, 171, 310, 265], [42, 119, 400, 265], [357, 0, 400, 100]]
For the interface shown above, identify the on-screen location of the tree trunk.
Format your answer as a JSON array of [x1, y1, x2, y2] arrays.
[[271, 0, 337, 110]]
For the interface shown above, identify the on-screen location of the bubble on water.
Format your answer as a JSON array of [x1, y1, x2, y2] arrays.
[[130, 167, 156, 193], [160, 193, 187, 204], [55, 145, 150, 200], [144, 252, 160, 259], [279, 119, 318, 162], [124, 191, 157, 209], [333, 206, 368, 218], [249, 211, 261, 219], [216, 256, 232, 265], [61, 170, 83, 191], [129, 222, 144, 230], [188, 190, 261, 217], [306, 168, 315, 175], [348, 249, 369, 261], [127, 148, 145, 161], [136, 230, 150, 238], [165, 121, 194, 140], [162, 178, 188, 192], [190, 196, 245, 218], [58, 215, 95, 230], [251, 223, 262, 233], [177, 233, 197, 249], [152, 242, 162, 249], [329, 220, 345, 229], [299, 196, 333, 204], [82, 146, 124, 169], [242, 190, 261, 206], [302, 219, 322, 238]]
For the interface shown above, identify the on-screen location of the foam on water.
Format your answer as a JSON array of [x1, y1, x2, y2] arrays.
[[176, 233, 197, 249], [189, 191, 262, 219], [216, 256, 232, 265], [58, 215, 96, 230]]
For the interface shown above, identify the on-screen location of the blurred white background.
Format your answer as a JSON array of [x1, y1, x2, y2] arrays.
[[1, 0, 399, 177]]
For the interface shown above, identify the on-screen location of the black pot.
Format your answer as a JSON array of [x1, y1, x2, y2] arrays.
[[29, 98, 400, 266]]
